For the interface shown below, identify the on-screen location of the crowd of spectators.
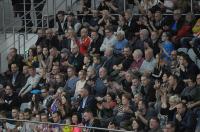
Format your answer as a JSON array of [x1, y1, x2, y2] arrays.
[[0, 0, 200, 131]]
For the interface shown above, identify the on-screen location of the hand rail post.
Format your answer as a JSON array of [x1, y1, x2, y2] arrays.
[[13, 27, 15, 48]]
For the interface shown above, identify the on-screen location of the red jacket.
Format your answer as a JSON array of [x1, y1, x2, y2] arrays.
[[78, 36, 91, 55]]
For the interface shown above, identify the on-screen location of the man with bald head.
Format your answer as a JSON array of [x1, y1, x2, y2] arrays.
[[79, 28, 91, 55]]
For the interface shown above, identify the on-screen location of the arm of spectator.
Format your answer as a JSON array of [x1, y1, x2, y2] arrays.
[[20, 75, 41, 96], [135, 111, 148, 126], [100, 39, 106, 52]]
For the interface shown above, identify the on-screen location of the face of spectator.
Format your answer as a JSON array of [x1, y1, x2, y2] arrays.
[[141, 76, 149, 87], [28, 68, 36, 77], [71, 46, 79, 55], [35, 114, 41, 121], [116, 33, 124, 41], [124, 12, 131, 21], [123, 48, 131, 57], [155, 12, 162, 21], [125, 72, 132, 82], [132, 78, 140, 88], [78, 71, 86, 80], [161, 32, 168, 41], [81, 28, 88, 38], [9, 48, 17, 57], [179, 56, 187, 66], [11, 64, 18, 73], [37, 29, 44, 38], [19, 113, 24, 120], [80, 88, 88, 98], [171, 51, 177, 60], [168, 76, 176, 86], [99, 67, 107, 79], [67, 68, 74, 78], [145, 50, 153, 61], [72, 115, 78, 124], [162, 74, 168, 83], [67, 15, 73, 22], [36, 46, 42, 54], [52, 113, 61, 123], [197, 74, 200, 85], [121, 96, 129, 105], [42, 48, 49, 56], [5, 85, 13, 95], [52, 66, 59, 75], [149, 119, 159, 129], [46, 29, 53, 38], [176, 103, 186, 115], [32, 94, 36, 102], [106, 94, 113, 102], [57, 14, 64, 22], [187, 79, 196, 88], [132, 120, 139, 130], [87, 67, 95, 78], [173, 10, 181, 21], [134, 94, 142, 104], [84, 56, 90, 65], [11, 109, 18, 119], [61, 95, 67, 105], [23, 66, 29, 75], [151, 32, 158, 41], [105, 29, 112, 38], [138, 101, 146, 112], [24, 112, 30, 120], [41, 89, 48, 97], [163, 124, 175, 132], [83, 112, 91, 122], [91, 32, 98, 40], [41, 115, 48, 122]]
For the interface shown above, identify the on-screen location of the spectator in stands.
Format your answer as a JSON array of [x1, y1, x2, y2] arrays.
[[7, 63, 25, 92], [162, 121, 176, 132], [56, 11, 68, 35], [101, 47, 117, 74], [139, 48, 156, 74], [45, 29, 60, 50], [133, 29, 151, 52], [113, 31, 128, 56], [7, 48, 24, 72], [124, 9, 139, 40], [95, 67, 108, 97], [0, 84, 20, 111], [178, 53, 199, 80], [173, 102, 196, 132], [64, 67, 79, 97], [113, 46, 133, 72], [131, 118, 145, 132], [160, 32, 174, 62], [78, 28, 91, 55], [77, 84, 97, 118], [130, 49, 144, 72], [81, 109, 101, 132], [140, 73, 156, 103], [18, 66, 41, 98], [68, 44, 84, 72], [35, 28, 46, 46], [25, 48, 39, 67], [148, 117, 162, 132], [89, 30, 104, 55], [100, 26, 117, 53]]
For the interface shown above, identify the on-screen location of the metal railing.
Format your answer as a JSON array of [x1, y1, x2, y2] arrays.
[[0, 118, 132, 132], [0, 0, 68, 57]]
